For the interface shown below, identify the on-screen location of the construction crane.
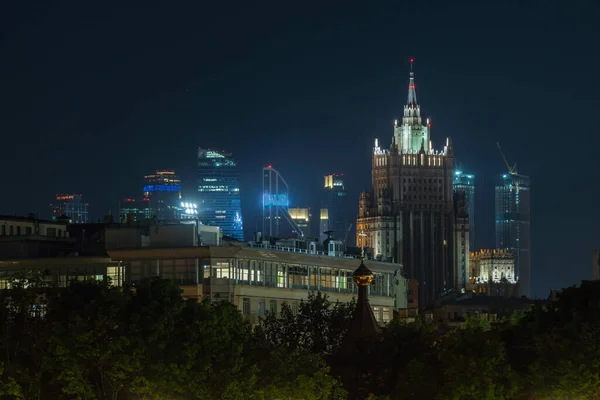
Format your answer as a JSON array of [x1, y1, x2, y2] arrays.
[[496, 142, 518, 176]]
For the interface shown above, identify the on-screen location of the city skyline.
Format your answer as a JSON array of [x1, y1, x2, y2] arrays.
[[2, 2, 599, 297]]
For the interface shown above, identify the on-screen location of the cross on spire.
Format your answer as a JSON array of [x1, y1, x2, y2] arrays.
[[358, 230, 367, 261]]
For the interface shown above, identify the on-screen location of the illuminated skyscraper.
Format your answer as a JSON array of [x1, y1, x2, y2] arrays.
[[495, 173, 531, 297], [453, 170, 475, 251], [49, 194, 88, 223], [142, 170, 182, 221], [197, 149, 244, 241], [356, 61, 457, 307]]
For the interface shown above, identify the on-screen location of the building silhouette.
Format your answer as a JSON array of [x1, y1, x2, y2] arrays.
[[356, 61, 457, 307], [118, 197, 152, 222], [321, 174, 350, 244], [197, 148, 244, 241], [495, 173, 531, 297], [49, 194, 88, 223]]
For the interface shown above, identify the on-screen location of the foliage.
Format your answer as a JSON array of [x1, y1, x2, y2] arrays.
[[258, 291, 355, 356], [4, 275, 600, 399], [0, 277, 346, 400]]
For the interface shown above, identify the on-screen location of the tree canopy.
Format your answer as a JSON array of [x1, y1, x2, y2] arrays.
[[2, 275, 600, 399]]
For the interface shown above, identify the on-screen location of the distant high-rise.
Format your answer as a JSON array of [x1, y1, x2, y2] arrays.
[[143, 170, 182, 221], [495, 173, 531, 297], [197, 149, 244, 241], [119, 197, 152, 222], [356, 61, 457, 307], [322, 174, 349, 243], [49, 194, 88, 223], [453, 170, 475, 251], [288, 208, 311, 238]]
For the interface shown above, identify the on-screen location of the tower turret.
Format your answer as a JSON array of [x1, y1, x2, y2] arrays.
[[394, 58, 431, 154]]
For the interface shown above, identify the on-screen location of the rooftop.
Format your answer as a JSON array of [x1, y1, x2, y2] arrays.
[[0, 215, 67, 225]]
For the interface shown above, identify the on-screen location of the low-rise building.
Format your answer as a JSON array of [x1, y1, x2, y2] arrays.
[[108, 242, 403, 325], [435, 293, 541, 326], [1, 217, 406, 325], [0, 256, 125, 289], [0, 215, 72, 258]]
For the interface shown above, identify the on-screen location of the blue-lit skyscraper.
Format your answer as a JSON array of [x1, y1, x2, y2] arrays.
[[453, 170, 475, 251], [142, 170, 182, 221], [197, 148, 244, 241], [495, 173, 531, 297]]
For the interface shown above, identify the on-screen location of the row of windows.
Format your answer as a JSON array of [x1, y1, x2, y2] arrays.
[[0, 225, 66, 238], [241, 297, 392, 324], [231, 260, 393, 297]]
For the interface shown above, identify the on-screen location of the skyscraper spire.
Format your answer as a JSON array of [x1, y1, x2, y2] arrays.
[[407, 58, 418, 106]]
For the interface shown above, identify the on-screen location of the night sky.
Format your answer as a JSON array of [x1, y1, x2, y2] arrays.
[[2, 1, 599, 297]]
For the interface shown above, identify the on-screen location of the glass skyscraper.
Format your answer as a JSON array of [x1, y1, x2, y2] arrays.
[[142, 170, 182, 221], [49, 194, 88, 223], [453, 170, 475, 251], [197, 148, 244, 241], [321, 174, 350, 243], [495, 173, 531, 297]]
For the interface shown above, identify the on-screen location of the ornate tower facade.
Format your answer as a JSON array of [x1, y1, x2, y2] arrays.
[[356, 63, 457, 307]]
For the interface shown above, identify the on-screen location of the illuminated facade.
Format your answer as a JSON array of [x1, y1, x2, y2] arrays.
[[288, 208, 311, 238], [118, 198, 153, 222], [49, 194, 88, 224], [322, 174, 350, 243], [108, 241, 400, 325], [197, 149, 244, 241], [143, 170, 182, 221], [356, 62, 457, 307], [495, 173, 531, 297], [453, 171, 475, 251], [470, 249, 519, 297]]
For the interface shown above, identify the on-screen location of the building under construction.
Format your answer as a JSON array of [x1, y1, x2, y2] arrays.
[[262, 166, 305, 240], [495, 144, 531, 298]]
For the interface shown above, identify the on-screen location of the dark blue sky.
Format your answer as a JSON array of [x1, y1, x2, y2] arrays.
[[2, 0, 599, 297]]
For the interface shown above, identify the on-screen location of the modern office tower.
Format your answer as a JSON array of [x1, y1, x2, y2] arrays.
[[288, 208, 311, 238], [322, 174, 350, 244], [453, 190, 470, 292], [453, 170, 475, 251], [356, 61, 456, 307], [495, 173, 531, 297], [49, 194, 89, 223], [119, 197, 152, 223], [197, 148, 244, 241], [142, 170, 182, 221]]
